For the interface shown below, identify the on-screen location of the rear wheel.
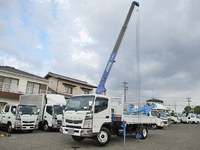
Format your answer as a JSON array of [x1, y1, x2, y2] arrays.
[[140, 126, 148, 139], [72, 136, 85, 141], [94, 127, 111, 146]]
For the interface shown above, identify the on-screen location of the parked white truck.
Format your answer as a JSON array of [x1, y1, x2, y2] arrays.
[[60, 94, 157, 146], [123, 102, 168, 129], [181, 113, 199, 124], [19, 94, 66, 131], [0, 104, 39, 133]]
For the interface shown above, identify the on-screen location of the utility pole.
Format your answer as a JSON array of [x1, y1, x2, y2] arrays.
[[174, 101, 176, 113], [186, 97, 191, 106], [123, 81, 128, 102], [186, 97, 192, 112]]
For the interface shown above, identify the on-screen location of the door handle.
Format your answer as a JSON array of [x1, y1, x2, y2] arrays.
[[105, 116, 109, 118], [44, 116, 46, 118], [8, 117, 10, 119]]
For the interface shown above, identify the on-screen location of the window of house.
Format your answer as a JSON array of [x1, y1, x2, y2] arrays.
[[2, 77, 18, 92], [65, 86, 73, 94], [26, 82, 40, 94], [82, 89, 89, 94]]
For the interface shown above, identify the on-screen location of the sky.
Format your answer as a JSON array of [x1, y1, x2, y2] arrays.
[[0, 0, 200, 112]]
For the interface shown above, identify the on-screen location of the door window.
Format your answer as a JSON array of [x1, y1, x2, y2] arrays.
[[46, 106, 53, 115], [95, 97, 108, 113]]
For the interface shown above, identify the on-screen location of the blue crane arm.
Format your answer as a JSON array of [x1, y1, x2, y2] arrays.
[[95, 1, 139, 94], [128, 104, 157, 116]]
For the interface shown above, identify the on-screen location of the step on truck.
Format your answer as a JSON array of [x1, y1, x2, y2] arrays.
[[0, 104, 39, 133], [60, 94, 157, 146], [19, 94, 66, 131]]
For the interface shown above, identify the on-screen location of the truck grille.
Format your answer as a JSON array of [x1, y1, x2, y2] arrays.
[[23, 124, 34, 126], [66, 119, 82, 124], [22, 121, 35, 123]]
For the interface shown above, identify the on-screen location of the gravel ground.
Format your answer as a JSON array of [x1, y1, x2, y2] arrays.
[[0, 123, 200, 150]]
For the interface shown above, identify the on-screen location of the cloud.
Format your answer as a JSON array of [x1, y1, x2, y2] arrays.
[[1, 0, 200, 112]]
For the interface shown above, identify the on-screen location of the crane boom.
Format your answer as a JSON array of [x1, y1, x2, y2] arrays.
[[96, 1, 139, 94]]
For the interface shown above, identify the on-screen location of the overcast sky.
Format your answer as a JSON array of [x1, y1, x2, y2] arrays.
[[1, 0, 200, 112]]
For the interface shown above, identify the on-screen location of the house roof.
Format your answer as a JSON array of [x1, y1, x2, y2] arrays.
[[44, 72, 97, 88], [0, 66, 47, 81], [146, 98, 163, 103]]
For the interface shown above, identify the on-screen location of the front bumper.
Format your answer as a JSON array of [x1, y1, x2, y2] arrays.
[[14, 124, 37, 130], [60, 126, 93, 137]]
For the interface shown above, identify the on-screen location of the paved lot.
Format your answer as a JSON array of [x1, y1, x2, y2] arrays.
[[0, 123, 200, 150]]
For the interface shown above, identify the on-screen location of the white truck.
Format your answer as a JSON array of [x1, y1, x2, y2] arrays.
[[0, 104, 39, 133], [60, 94, 157, 146], [19, 94, 66, 131], [123, 102, 168, 129], [181, 113, 199, 124]]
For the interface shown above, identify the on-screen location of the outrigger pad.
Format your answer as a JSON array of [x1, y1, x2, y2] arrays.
[[0, 134, 11, 137], [135, 133, 141, 140]]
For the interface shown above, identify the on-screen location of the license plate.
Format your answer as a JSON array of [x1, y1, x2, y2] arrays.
[[68, 129, 74, 135]]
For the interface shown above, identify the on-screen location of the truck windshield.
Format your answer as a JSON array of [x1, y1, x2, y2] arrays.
[[54, 105, 66, 114], [65, 96, 95, 111], [159, 110, 167, 118], [18, 105, 38, 115]]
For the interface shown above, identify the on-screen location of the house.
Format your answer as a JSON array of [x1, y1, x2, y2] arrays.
[[0, 66, 48, 109], [44, 72, 97, 99]]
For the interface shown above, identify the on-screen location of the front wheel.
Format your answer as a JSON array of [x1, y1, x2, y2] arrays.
[[28, 130, 33, 133], [43, 122, 50, 132], [7, 124, 14, 134], [72, 135, 85, 141], [94, 127, 111, 146]]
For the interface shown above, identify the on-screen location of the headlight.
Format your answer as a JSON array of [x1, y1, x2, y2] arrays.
[[16, 114, 21, 120], [15, 120, 21, 125], [83, 119, 92, 128], [83, 112, 93, 128], [53, 115, 57, 119]]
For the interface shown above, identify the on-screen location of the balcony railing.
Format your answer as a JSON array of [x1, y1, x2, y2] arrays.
[[0, 82, 47, 94]]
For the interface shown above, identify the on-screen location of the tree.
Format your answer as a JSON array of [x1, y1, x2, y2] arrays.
[[184, 106, 192, 113], [194, 106, 200, 114]]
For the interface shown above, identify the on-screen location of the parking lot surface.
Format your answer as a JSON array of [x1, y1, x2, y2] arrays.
[[0, 123, 200, 150]]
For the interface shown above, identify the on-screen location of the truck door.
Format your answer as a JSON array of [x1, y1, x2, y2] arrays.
[[93, 97, 111, 133], [1, 105, 10, 124], [44, 105, 53, 127]]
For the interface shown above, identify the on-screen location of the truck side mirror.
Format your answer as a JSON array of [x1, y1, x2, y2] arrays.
[[37, 109, 40, 115]]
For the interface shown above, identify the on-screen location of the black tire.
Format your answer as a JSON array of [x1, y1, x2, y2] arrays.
[[94, 127, 111, 146], [157, 126, 163, 129], [28, 130, 34, 133], [71, 135, 85, 141], [188, 121, 191, 124], [7, 124, 14, 134], [139, 126, 148, 139], [43, 122, 50, 132]]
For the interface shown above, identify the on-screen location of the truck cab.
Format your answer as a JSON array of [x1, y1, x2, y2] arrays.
[[43, 103, 66, 131], [0, 104, 39, 133], [150, 109, 168, 129]]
